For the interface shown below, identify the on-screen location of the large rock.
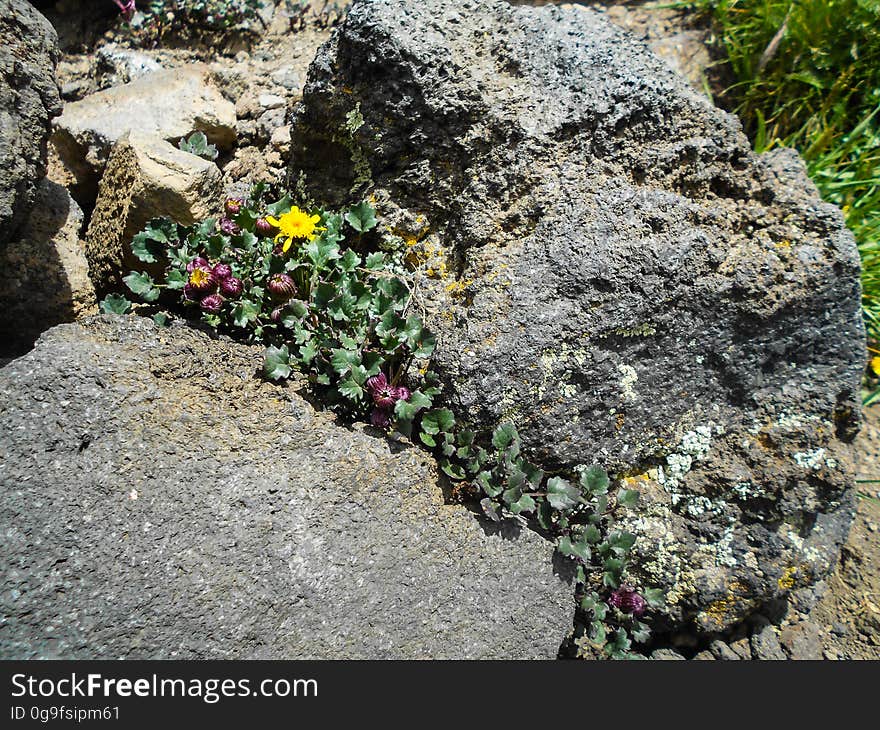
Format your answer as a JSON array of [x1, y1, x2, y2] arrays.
[[0, 316, 574, 659], [289, 0, 865, 631], [0, 0, 62, 244], [0, 179, 97, 356], [52, 64, 236, 205], [85, 131, 224, 295]]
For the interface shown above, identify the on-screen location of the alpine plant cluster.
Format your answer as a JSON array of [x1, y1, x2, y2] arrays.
[[108, 184, 664, 659]]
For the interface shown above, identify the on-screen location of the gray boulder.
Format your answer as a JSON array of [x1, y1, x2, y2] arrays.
[[0, 0, 62, 244], [289, 0, 864, 631], [0, 316, 574, 659]]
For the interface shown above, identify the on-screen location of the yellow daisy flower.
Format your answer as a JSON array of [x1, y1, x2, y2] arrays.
[[265, 207, 324, 253]]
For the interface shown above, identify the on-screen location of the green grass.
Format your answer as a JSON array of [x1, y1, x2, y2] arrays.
[[669, 1, 880, 367]]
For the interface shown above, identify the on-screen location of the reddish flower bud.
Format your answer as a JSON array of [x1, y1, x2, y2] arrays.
[[219, 217, 240, 235], [267, 273, 296, 300], [224, 198, 243, 216], [200, 293, 224, 313], [219, 276, 243, 297], [212, 263, 233, 280], [608, 586, 647, 617], [370, 408, 392, 429], [255, 217, 277, 237], [270, 307, 282, 323], [186, 256, 209, 273]]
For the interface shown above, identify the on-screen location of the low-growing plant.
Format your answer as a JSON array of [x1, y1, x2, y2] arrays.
[[109, 185, 664, 658], [178, 131, 219, 161], [117, 0, 265, 40]]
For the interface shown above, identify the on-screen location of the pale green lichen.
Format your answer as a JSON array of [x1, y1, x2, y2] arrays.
[[617, 363, 638, 403]]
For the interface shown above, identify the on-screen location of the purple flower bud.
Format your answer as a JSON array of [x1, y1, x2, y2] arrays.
[[270, 307, 282, 323], [267, 273, 296, 300], [183, 283, 201, 301], [255, 217, 277, 237], [365, 372, 388, 394], [212, 263, 233, 280], [219, 276, 243, 297], [370, 408, 392, 429], [608, 586, 647, 617], [224, 198, 244, 216], [186, 256, 209, 273], [187, 265, 217, 294], [219, 217, 240, 235], [393, 386, 411, 402], [200, 293, 224, 313]]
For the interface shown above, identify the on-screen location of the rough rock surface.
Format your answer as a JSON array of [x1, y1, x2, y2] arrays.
[[0, 179, 96, 356], [52, 64, 236, 205], [0, 316, 574, 659], [289, 0, 865, 631], [0, 0, 62, 244], [85, 131, 224, 295]]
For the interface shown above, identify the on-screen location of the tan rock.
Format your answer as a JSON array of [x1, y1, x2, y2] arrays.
[[85, 131, 223, 294], [0, 179, 97, 355], [52, 64, 236, 205]]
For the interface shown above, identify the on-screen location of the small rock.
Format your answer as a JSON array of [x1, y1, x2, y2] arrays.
[[85, 131, 223, 294], [729, 637, 753, 660], [96, 44, 162, 86], [779, 621, 823, 660], [750, 624, 787, 660], [52, 64, 236, 206], [269, 65, 301, 92], [235, 93, 262, 120], [258, 93, 286, 110], [270, 125, 291, 152], [693, 650, 715, 660], [709, 640, 741, 660], [831, 622, 849, 637], [650, 648, 686, 660], [0, 180, 97, 355], [823, 648, 839, 660]]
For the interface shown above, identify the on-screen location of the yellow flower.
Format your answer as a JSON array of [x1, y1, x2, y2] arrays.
[[871, 356, 880, 375], [265, 207, 324, 253]]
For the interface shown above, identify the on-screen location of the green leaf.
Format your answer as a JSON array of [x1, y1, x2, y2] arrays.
[[491, 422, 519, 450], [508, 493, 536, 516], [123, 271, 160, 302], [131, 232, 164, 263], [265, 194, 293, 216], [264, 345, 292, 380], [440, 459, 466, 481], [178, 130, 218, 161], [299, 342, 318, 364], [558, 536, 590, 562], [331, 348, 361, 375], [583, 524, 602, 543], [643, 588, 664, 608], [617, 488, 640, 508], [546, 476, 580, 510], [152, 312, 170, 327], [476, 471, 501, 498], [338, 379, 364, 401], [480, 497, 501, 522], [365, 252, 386, 270], [232, 300, 260, 328], [421, 408, 455, 436], [631, 621, 651, 644], [536, 501, 553, 530], [413, 332, 436, 359], [165, 268, 187, 290], [345, 201, 378, 233], [100, 294, 131, 314], [419, 431, 437, 448], [580, 465, 610, 494]]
